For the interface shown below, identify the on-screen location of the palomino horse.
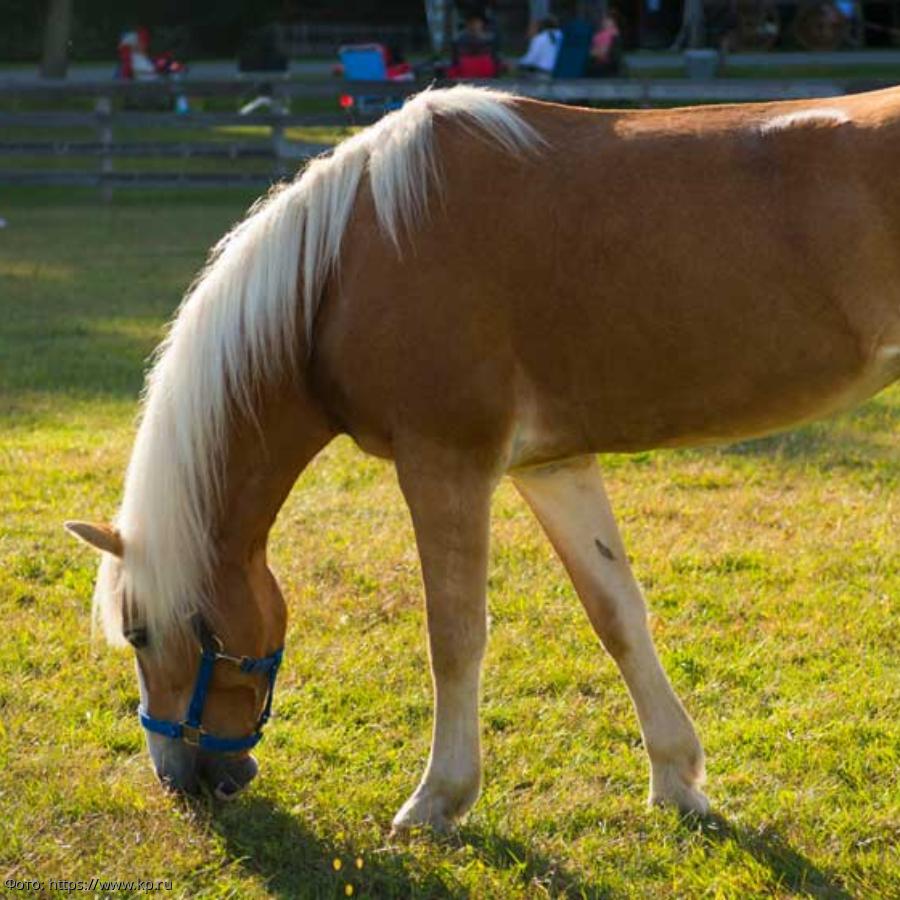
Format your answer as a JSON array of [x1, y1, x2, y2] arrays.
[[67, 85, 900, 827]]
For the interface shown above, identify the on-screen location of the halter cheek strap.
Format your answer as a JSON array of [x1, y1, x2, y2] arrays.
[[138, 625, 283, 754]]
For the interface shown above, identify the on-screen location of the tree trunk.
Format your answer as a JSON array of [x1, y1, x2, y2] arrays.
[[672, 0, 707, 49], [41, 0, 73, 79], [687, 0, 706, 48], [424, 0, 447, 54]]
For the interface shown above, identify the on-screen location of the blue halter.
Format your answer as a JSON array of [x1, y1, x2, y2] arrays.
[[138, 619, 283, 754]]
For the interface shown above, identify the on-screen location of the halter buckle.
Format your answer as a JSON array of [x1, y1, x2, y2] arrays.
[[216, 650, 249, 667], [181, 722, 204, 746]]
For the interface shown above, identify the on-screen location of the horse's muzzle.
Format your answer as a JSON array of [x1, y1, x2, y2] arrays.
[[199, 750, 259, 800], [147, 731, 258, 799]]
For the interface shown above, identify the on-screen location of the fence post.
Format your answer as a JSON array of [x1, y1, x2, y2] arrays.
[[639, 78, 651, 109], [95, 93, 113, 202]]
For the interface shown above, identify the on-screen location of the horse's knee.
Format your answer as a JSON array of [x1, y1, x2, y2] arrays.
[[429, 624, 486, 680]]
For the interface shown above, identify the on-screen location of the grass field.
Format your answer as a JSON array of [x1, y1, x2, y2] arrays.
[[1, 185, 898, 899]]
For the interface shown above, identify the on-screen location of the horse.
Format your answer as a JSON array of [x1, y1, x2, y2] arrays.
[[66, 84, 900, 829]]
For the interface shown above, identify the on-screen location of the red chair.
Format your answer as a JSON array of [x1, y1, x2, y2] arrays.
[[448, 53, 501, 79]]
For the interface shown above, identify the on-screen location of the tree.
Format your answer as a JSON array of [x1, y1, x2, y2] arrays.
[[424, 0, 449, 54], [672, 0, 707, 49], [41, 0, 73, 78]]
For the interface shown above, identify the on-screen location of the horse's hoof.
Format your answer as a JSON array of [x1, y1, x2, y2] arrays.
[[390, 785, 468, 835], [390, 814, 453, 838], [649, 777, 710, 816], [649, 757, 710, 815], [651, 787, 710, 816], [391, 805, 454, 836]]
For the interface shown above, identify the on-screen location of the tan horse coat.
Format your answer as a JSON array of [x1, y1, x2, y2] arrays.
[[318, 93, 900, 463]]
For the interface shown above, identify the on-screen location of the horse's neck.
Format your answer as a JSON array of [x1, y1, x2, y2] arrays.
[[213, 376, 334, 562]]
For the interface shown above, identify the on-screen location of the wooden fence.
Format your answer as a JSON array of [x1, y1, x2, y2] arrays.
[[1, 80, 344, 197], [1, 75, 893, 196]]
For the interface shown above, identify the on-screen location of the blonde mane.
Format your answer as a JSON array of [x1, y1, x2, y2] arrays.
[[95, 86, 541, 644]]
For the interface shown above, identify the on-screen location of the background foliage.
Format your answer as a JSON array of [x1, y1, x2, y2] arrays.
[[0, 1, 427, 62]]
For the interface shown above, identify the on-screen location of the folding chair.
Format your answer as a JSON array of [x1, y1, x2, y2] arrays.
[[339, 44, 403, 116]]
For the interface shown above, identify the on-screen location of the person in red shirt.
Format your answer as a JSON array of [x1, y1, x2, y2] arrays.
[[448, 14, 502, 79], [587, 13, 622, 77]]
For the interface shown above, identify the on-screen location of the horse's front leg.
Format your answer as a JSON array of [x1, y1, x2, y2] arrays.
[[512, 456, 709, 814], [391, 447, 495, 833]]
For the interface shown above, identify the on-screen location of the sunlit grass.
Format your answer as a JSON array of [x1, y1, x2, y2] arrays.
[[0, 259, 76, 281], [215, 124, 361, 145], [1, 188, 897, 898]]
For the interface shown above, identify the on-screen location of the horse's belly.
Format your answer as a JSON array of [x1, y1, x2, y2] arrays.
[[508, 342, 900, 467]]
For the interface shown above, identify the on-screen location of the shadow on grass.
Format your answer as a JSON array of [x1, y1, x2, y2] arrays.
[[677, 812, 853, 898], [454, 824, 618, 899], [717, 393, 900, 472], [210, 796, 615, 899]]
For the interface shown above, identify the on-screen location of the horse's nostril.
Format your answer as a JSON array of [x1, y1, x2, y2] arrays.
[[198, 752, 258, 801], [213, 779, 243, 801]]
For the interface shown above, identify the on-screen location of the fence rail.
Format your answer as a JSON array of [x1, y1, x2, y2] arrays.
[[2, 76, 894, 195], [4, 140, 281, 158], [0, 110, 352, 128]]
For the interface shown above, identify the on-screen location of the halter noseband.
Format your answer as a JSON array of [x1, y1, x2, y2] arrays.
[[138, 618, 283, 754]]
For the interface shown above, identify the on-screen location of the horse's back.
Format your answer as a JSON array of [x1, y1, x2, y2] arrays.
[[314, 90, 900, 463]]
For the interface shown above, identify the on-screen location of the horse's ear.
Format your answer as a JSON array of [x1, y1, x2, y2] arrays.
[[64, 521, 124, 558]]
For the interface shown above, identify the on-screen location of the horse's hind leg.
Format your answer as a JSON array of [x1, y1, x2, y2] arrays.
[[511, 456, 709, 814], [391, 446, 495, 833]]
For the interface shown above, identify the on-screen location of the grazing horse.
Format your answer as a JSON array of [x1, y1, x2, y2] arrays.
[[66, 85, 900, 828]]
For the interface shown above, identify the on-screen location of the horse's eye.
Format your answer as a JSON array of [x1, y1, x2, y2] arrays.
[[124, 627, 148, 649]]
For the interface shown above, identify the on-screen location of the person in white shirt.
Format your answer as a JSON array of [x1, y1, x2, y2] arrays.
[[518, 16, 562, 76]]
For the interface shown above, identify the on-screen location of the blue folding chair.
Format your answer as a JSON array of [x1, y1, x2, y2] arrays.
[[552, 20, 594, 79], [339, 44, 403, 116]]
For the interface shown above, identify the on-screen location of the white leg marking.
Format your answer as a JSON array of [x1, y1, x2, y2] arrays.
[[512, 456, 709, 814], [391, 455, 493, 832]]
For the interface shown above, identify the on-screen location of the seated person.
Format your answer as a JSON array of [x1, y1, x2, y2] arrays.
[[448, 13, 502, 78], [586, 13, 622, 77], [518, 16, 562, 76], [118, 26, 185, 80], [383, 43, 414, 81], [117, 29, 156, 80]]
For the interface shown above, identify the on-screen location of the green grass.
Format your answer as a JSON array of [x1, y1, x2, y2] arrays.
[[1, 187, 898, 898]]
